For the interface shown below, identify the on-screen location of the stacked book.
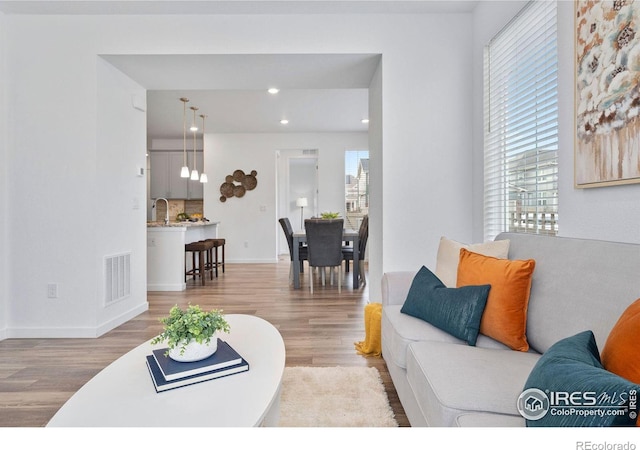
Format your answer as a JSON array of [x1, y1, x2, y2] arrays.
[[146, 339, 249, 393]]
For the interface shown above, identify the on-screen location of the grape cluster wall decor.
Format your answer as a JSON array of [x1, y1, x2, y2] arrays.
[[219, 169, 258, 202]]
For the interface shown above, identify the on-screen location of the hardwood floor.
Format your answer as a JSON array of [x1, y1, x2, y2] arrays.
[[0, 257, 409, 427]]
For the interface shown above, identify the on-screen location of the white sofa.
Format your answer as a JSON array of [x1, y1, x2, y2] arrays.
[[381, 232, 640, 426]]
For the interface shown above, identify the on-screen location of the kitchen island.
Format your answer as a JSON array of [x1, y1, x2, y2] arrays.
[[147, 221, 220, 291]]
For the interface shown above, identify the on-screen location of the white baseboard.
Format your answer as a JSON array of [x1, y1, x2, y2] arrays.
[[227, 258, 278, 264], [146, 282, 186, 291], [96, 302, 149, 337], [6, 302, 149, 339]]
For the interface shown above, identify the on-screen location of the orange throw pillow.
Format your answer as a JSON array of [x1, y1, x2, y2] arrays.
[[601, 298, 640, 384], [456, 248, 535, 352]]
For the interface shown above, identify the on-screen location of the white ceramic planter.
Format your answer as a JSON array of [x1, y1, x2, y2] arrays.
[[168, 337, 218, 362]]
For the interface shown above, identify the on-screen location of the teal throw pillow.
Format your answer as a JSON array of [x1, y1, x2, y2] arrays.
[[522, 330, 640, 427], [400, 265, 490, 346]]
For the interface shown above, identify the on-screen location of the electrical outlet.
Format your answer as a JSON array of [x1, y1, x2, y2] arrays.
[[244, 241, 249, 248], [47, 283, 59, 299]]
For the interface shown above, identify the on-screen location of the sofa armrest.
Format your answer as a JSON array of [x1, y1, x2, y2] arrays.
[[381, 271, 416, 307]]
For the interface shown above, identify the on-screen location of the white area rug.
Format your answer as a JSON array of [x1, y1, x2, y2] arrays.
[[278, 366, 398, 427]]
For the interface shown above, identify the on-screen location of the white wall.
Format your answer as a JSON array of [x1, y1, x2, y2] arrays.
[[4, 17, 149, 337], [0, 11, 7, 340], [95, 58, 149, 334], [205, 133, 368, 263], [2, 11, 474, 337], [471, 1, 640, 245], [368, 60, 384, 296]]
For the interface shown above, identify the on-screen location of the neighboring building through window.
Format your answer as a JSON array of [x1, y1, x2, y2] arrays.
[[345, 150, 369, 230], [484, 0, 559, 241]]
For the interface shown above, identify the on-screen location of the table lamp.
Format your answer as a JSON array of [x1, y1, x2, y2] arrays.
[[296, 197, 308, 229]]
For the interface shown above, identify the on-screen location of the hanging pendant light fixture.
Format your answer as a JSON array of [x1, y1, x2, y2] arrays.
[[199, 114, 208, 184], [179, 98, 190, 178], [190, 106, 199, 181]]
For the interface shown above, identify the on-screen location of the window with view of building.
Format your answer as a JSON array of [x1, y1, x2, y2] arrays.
[[345, 150, 369, 230], [484, 0, 558, 241]]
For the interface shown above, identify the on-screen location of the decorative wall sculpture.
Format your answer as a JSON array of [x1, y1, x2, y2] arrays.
[[575, 0, 640, 187], [219, 169, 258, 202]]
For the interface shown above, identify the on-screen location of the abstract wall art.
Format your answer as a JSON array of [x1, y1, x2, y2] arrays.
[[575, 0, 640, 187]]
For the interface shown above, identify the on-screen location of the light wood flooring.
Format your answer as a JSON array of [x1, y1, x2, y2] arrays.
[[0, 257, 409, 427]]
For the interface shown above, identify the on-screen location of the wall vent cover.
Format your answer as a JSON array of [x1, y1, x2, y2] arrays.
[[302, 149, 318, 155], [105, 252, 131, 305]]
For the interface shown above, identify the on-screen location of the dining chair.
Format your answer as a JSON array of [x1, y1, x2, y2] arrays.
[[342, 215, 369, 286], [304, 218, 344, 294], [279, 217, 308, 283]]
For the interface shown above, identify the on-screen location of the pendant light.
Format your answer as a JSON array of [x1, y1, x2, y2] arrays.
[[190, 106, 199, 181], [199, 113, 208, 183], [179, 98, 190, 178]]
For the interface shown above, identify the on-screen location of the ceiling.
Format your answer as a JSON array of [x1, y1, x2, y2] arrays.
[[1, 1, 478, 141], [103, 54, 380, 139], [0, 1, 479, 16]]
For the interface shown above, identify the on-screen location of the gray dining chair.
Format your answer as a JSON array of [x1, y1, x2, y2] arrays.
[[304, 218, 344, 294], [342, 214, 368, 286], [278, 217, 308, 283]]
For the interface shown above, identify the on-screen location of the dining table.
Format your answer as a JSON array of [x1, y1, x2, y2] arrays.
[[292, 229, 360, 289]]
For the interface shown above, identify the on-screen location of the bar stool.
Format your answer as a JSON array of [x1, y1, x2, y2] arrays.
[[185, 240, 214, 285], [204, 238, 226, 277]]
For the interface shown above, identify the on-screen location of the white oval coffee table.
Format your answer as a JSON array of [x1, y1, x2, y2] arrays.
[[47, 314, 285, 427]]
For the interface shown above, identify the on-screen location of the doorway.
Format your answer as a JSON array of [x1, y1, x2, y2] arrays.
[[277, 150, 318, 256]]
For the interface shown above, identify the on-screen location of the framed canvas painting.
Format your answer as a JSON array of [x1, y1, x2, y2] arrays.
[[575, 0, 640, 187]]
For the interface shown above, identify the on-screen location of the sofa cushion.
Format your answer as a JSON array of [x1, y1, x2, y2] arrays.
[[495, 233, 640, 355], [400, 266, 490, 346], [382, 304, 511, 370], [435, 236, 510, 287], [601, 298, 640, 384], [407, 341, 540, 426], [457, 248, 535, 352], [523, 330, 640, 427], [382, 304, 465, 369]]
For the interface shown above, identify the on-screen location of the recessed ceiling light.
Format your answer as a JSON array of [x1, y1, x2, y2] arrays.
[[268, 88, 280, 94], [280, 119, 289, 125], [361, 119, 370, 124]]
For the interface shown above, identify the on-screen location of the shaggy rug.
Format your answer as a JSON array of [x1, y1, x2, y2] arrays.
[[277, 366, 398, 427]]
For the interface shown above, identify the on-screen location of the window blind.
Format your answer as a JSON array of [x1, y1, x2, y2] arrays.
[[484, 0, 558, 241]]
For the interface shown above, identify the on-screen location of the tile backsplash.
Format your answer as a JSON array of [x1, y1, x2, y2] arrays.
[[154, 200, 203, 222]]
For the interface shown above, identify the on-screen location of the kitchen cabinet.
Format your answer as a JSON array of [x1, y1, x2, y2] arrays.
[[147, 221, 219, 291], [150, 151, 203, 199]]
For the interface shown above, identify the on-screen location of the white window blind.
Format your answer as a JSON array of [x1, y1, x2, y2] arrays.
[[484, 0, 558, 241]]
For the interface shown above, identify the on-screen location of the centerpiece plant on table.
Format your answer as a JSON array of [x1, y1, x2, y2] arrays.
[[320, 212, 340, 219], [151, 304, 230, 362]]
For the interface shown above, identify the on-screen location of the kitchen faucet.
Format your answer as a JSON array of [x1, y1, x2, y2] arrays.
[[152, 198, 170, 225]]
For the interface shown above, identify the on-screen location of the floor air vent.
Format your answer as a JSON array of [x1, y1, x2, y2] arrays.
[[105, 252, 131, 305]]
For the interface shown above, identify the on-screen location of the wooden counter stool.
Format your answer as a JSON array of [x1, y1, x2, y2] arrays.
[[204, 238, 226, 277], [185, 240, 214, 285]]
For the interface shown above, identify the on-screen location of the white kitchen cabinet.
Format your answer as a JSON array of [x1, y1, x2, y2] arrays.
[[149, 151, 203, 199]]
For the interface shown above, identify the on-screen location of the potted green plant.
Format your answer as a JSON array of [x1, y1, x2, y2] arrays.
[[320, 211, 340, 219], [151, 304, 230, 362]]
